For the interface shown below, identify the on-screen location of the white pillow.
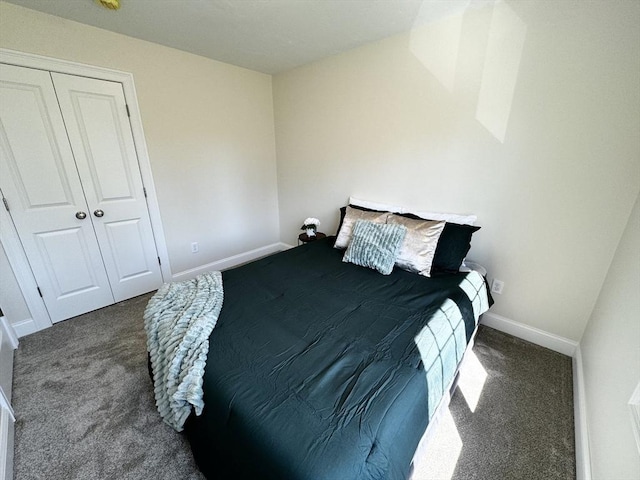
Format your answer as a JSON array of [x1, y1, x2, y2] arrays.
[[349, 196, 476, 225], [459, 260, 487, 277], [409, 210, 476, 226], [348, 196, 404, 214]]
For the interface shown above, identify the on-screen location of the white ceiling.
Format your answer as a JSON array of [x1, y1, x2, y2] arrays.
[[4, 0, 476, 74]]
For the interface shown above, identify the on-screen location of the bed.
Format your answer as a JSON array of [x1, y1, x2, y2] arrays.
[[176, 228, 492, 479]]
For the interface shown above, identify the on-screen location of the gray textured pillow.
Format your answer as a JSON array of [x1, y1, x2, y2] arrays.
[[387, 214, 446, 277], [334, 205, 390, 249], [342, 220, 407, 275]]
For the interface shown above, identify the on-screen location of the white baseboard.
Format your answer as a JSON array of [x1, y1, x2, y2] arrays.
[[8, 318, 37, 339], [573, 345, 592, 480], [480, 312, 578, 356], [171, 242, 290, 282], [481, 313, 588, 477]]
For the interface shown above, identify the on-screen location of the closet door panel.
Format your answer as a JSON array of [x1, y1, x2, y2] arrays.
[[0, 64, 114, 322], [51, 73, 163, 301], [103, 219, 150, 280], [33, 227, 105, 298]]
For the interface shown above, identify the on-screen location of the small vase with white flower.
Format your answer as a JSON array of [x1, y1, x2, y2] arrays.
[[301, 217, 321, 238]]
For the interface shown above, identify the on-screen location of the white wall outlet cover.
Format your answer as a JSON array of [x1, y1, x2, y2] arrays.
[[491, 279, 504, 295]]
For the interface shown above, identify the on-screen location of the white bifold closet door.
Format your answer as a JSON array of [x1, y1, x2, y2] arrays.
[[0, 64, 163, 323]]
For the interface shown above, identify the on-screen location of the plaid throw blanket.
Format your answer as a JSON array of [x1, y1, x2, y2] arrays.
[[144, 271, 224, 431]]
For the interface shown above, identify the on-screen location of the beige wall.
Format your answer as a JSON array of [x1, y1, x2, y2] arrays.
[[273, 0, 640, 340], [0, 1, 279, 279], [580, 192, 640, 479], [1, 1, 638, 343]]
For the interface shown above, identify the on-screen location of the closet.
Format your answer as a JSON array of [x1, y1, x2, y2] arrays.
[[0, 63, 163, 323]]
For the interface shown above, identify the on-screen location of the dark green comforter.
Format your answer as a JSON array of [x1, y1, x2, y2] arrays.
[[185, 237, 477, 479]]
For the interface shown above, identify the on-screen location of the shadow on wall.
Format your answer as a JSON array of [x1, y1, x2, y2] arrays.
[[409, 0, 527, 143]]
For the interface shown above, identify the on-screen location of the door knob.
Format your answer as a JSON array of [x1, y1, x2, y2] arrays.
[[93, 209, 105, 218], [75, 211, 87, 220]]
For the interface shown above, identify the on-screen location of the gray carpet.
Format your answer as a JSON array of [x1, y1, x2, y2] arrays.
[[11, 293, 203, 480], [11, 294, 575, 479], [415, 327, 575, 479]]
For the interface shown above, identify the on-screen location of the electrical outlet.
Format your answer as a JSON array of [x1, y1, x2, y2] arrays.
[[191, 242, 199, 253], [491, 279, 505, 295]]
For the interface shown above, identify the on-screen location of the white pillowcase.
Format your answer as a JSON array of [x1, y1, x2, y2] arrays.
[[408, 210, 476, 226], [349, 196, 476, 226], [458, 260, 487, 277], [347, 196, 404, 214]]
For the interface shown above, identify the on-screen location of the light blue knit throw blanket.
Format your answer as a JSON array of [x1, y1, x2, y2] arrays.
[[143, 271, 224, 432]]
